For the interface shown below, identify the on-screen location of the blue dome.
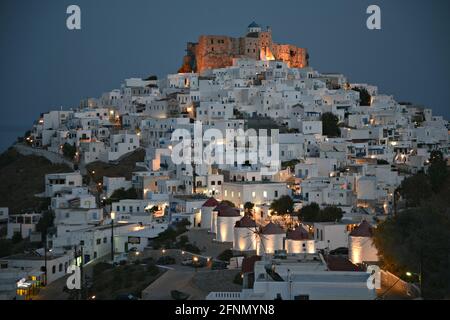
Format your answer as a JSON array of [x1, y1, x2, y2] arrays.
[[248, 21, 260, 28]]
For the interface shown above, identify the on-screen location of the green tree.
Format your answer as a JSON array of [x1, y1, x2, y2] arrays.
[[399, 173, 432, 207], [352, 87, 372, 106], [62, 143, 76, 159], [299, 203, 320, 222], [244, 202, 254, 215], [321, 112, 341, 137], [427, 150, 448, 192], [106, 187, 138, 204], [270, 195, 294, 215], [373, 206, 450, 299], [36, 211, 55, 235], [320, 206, 343, 222], [217, 249, 233, 262], [299, 203, 343, 222]]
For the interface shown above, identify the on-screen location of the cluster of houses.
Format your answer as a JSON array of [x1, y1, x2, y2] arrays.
[[1, 23, 448, 300]]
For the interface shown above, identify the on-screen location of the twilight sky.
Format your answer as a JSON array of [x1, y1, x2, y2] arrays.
[[0, 0, 449, 151]]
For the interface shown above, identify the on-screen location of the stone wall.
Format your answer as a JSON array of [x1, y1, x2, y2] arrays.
[[178, 30, 308, 74]]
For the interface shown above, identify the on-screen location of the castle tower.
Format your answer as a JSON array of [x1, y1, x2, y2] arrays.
[[248, 21, 262, 34]]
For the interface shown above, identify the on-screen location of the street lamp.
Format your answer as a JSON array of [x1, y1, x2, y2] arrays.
[[111, 212, 115, 261], [406, 270, 422, 297]]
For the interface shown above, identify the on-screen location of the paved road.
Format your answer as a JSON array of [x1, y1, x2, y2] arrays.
[[142, 268, 204, 300]]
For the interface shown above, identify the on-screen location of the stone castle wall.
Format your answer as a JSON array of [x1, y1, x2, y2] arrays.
[[178, 29, 308, 74]]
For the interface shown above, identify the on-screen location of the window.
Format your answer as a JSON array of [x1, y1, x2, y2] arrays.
[[252, 191, 256, 198], [52, 266, 56, 274], [59, 263, 63, 272], [274, 190, 278, 198], [103, 237, 107, 243], [263, 191, 267, 198], [96, 239, 101, 245]]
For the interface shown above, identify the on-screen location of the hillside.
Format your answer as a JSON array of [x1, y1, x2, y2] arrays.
[[86, 149, 146, 183], [0, 148, 73, 214]]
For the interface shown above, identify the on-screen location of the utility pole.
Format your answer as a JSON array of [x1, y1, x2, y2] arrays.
[[80, 245, 84, 300], [43, 232, 48, 286]]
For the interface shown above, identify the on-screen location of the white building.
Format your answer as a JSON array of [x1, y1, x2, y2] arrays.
[[349, 220, 379, 264], [45, 172, 83, 197], [7, 213, 41, 240]]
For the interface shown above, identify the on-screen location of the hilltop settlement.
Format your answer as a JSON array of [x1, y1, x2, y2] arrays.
[[0, 22, 449, 300]]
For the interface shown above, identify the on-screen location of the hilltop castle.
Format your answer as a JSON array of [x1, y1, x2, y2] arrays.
[[178, 22, 309, 74]]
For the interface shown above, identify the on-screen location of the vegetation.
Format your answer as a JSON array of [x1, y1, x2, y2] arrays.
[[0, 148, 72, 214], [398, 151, 448, 206], [89, 261, 164, 300], [152, 220, 191, 249], [0, 238, 41, 258], [374, 153, 450, 299], [217, 249, 234, 262], [321, 112, 341, 138], [62, 143, 77, 159], [244, 202, 254, 215], [352, 87, 372, 106], [299, 203, 343, 222], [398, 173, 432, 207], [174, 235, 201, 254], [233, 272, 243, 285], [36, 211, 55, 235], [105, 187, 138, 204], [281, 159, 300, 170], [270, 195, 294, 215], [86, 149, 145, 183], [427, 150, 448, 192]]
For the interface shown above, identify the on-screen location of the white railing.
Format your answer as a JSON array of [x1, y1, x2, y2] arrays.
[[206, 292, 242, 300]]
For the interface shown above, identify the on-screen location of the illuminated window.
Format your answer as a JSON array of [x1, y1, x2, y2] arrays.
[[263, 191, 267, 198], [252, 192, 256, 198]]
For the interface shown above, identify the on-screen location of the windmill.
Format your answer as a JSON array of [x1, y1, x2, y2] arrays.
[[244, 225, 268, 256]]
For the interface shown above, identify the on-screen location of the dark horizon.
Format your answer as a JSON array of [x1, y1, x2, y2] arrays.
[[1, 0, 449, 151]]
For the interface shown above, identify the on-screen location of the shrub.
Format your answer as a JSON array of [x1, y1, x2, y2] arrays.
[[233, 272, 243, 285], [217, 249, 233, 262], [93, 262, 113, 278]]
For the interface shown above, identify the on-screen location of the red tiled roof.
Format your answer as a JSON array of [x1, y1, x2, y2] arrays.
[[235, 215, 257, 228], [241, 255, 261, 274], [286, 227, 310, 240], [325, 255, 363, 271], [202, 197, 220, 208], [261, 222, 285, 235], [350, 220, 373, 237], [213, 202, 231, 212], [218, 207, 241, 217]]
